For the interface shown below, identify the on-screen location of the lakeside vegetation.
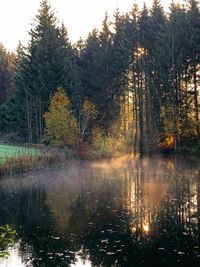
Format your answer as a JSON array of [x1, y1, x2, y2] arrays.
[[0, 144, 38, 163], [0, 224, 16, 259], [0, 144, 67, 176], [0, 0, 199, 159]]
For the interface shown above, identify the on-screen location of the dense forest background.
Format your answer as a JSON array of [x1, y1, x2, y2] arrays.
[[0, 0, 199, 155]]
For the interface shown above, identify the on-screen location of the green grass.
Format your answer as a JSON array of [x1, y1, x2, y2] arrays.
[[0, 146, 66, 176], [0, 145, 38, 164]]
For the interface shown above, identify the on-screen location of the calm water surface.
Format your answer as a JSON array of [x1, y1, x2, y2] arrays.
[[0, 155, 200, 267]]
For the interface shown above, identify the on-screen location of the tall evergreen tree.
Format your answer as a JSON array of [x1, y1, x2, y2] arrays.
[[14, 0, 78, 142], [0, 44, 15, 104], [186, 0, 200, 137]]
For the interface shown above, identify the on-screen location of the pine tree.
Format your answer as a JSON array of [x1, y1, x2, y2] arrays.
[[147, 0, 167, 141], [187, 0, 200, 137], [0, 44, 15, 104], [14, 0, 78, 143]]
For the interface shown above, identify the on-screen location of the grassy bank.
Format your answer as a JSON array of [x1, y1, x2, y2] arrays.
[[0, 144, 66, 176], [0, 145, 38, 163]]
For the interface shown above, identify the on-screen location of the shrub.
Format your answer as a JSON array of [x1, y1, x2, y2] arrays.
[[92, 127, 126, 158]]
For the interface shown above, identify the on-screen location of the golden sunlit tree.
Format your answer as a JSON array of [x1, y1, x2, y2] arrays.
[[44, 87, 78, 147], [80, 99, 98, 142]]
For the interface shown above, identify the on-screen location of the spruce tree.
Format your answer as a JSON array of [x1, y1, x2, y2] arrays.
[[15, 0, 78, 142]]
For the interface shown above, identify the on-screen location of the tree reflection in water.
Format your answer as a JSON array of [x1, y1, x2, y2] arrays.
[[0, 155, 199, 266]]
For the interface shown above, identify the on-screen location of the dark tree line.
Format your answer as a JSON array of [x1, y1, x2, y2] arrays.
[[0, 0, 199, 153]]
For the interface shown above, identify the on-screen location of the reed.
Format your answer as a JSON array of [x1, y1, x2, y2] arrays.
[[0, 149, 66, 176]]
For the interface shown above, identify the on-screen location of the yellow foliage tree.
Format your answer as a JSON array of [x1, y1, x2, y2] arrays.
[[80, 99, 98, 141], [44, 87, 78, 147], [92, 127, 125, 157]]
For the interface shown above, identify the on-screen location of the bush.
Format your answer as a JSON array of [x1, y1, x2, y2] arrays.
[[92, 128, 126, 158]]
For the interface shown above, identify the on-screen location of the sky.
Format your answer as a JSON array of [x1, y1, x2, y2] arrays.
[[0, 0, 182, 52]]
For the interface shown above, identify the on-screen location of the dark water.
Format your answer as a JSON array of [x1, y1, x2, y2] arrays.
[[0, 155, 200, 267]]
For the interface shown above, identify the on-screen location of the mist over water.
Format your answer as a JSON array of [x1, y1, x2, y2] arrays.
[[0, 155, 199, 267]]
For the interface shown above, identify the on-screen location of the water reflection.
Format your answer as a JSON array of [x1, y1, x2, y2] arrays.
[[0, 155, 199, 266]]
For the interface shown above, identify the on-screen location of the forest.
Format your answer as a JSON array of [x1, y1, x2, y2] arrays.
[[0, 0, 199, 157]]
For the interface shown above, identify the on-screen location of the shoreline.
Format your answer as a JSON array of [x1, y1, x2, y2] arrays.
[[0, 143, 199, 177]]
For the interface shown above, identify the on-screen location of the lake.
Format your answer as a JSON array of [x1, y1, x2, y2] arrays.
[[0, 155, 199, 267]]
